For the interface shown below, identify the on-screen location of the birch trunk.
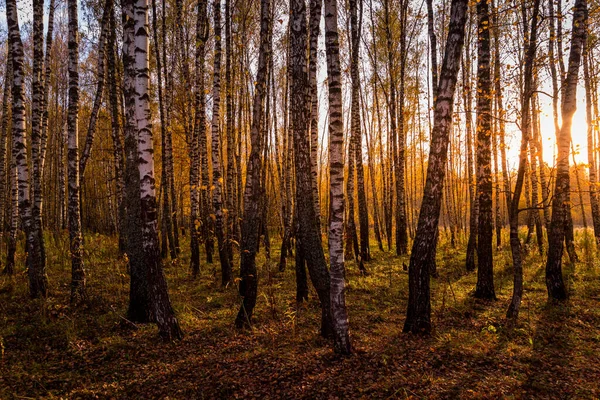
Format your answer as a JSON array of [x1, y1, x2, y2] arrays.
[[126, 0, 182, 340], [324, 0, 351, 354], [474, 0, 495, 300], [1, 48, 13, 275], [225, 0, 236, 264], [39, 0, 56, 178], [291, 0, 333, 339], [151, 0, 176, 261], [31, 0, 47, 270], [545, 0, 586, 301], [210, 0, 233, 286], [464, 51, 477, 272], [7, 0, 48, 297], [403, 0, 468, 334], [68, 0, 86, 302], [506, 0, 540, 319], [107, 0, 125, 253], [395, 3, 408, 256], [235, 0, 271, 327], [79, 1, 109, 178], [584, 50, 600, 243], [350, 0, 370, 267], [190, 0, 209, 277], [308, 0, 322, 225]]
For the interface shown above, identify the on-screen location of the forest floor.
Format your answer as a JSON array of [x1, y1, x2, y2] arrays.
[[1, 230, 600, 399]]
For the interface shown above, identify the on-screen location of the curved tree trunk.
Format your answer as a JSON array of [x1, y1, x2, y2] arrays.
[[403, 0, 468, 334], [235, 0, 271, 328], [39, 0, 56, 181], [79, 2, 109, 179], [506, 0, 541, 319], [545, 0, 586, 301]]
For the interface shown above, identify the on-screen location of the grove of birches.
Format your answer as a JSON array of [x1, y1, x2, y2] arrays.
[[1, 0, 600, 395]]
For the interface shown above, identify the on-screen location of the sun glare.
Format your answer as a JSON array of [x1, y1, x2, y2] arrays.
[[537, 93, 589, 166]]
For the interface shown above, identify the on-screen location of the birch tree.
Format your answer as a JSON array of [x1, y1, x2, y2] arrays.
[[68, 0, 86, 302], [190, 0, 209, 277], [473, 0, 495, 300], [236, 0, 271, 328], [290, 0, 333, 339], [545, 0, 587, 301], [506, 0, 541, 320], [324, 0, 352, 354], [6, 0, 48, 297], [123, 0, 182, 340], [403, 0, 468, 334], [210, 0, 233, 286]]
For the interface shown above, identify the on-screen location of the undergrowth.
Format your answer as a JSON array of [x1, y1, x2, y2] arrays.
[[1, 228, 599, 398]]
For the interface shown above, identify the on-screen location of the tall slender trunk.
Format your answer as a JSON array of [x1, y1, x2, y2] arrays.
[[349, 0, 370, 267], [584, 49, 600, 243], [225, 0, 236, 264], [278, 44, 293, 272], [6, 155, 18, 275], [190, 0, 209, 277], [290, 0, 333, 339], [68, 0, 86, 302], [395, 2, 409, 256], [164, 0, 180, 257], [308, 0, 322, 225], [474, 0, 495, 300], [150, 0, 176, 261], [199, 30, 214, 266], [383, 0, 400, 255], [530, 96, 544, 254], [464, 49, 478, 272], [124, 0, 151, 322], [107, 0, 125, 252], [7, 0, 48, 297], [126, 0, 182, 340], [492, 0, 510, 226], [79, 1, 109, 178], [39, 0, 56, 182], [506, 0, 540, 319], [324, 0, 351, 354], [427, 0, 438, 97], [365, 83, 384, 251], [571, 143, 587, 229], [403, 0, 468, 334], [31, 0, 47, 274], [545, 0, 586, 301], [211, 0, 233, 286], [1, 48, 13, 275], [235, 0, 271, 328]]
